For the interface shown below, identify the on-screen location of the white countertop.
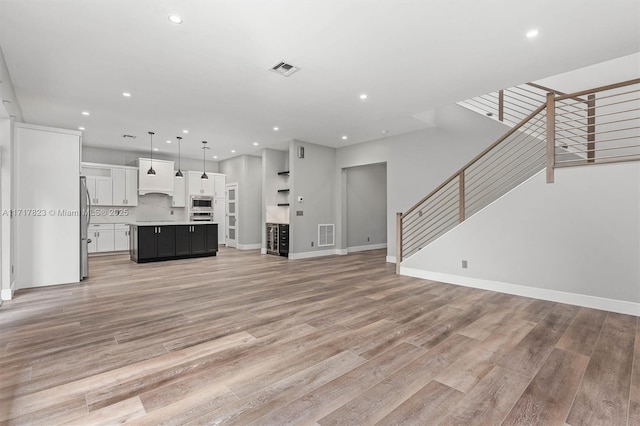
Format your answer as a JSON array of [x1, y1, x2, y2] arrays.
[[128, 221, 219, 226]]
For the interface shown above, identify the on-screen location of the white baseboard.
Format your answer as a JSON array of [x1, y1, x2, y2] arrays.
[[237, 243, 261, 250], [288, 249, 341, 260], [335, 248, 348, 255], [348, 243, 387, 253], [401, 267, 640, 317], [260, 248, 267, 255], [386, 255, 397, 264]]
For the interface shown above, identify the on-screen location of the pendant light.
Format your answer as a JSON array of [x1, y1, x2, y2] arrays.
[[175, 136, 183, 177], [147, 131, 156, 175], [201, 141, 209, 179]]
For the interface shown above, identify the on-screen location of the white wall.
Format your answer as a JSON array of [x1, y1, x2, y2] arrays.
[[220, 155, 262, 248], [536, 52, 640, 94], [346, 163, 387, 251], [402, 162, 640, 315], [336, 104, 507, 260]]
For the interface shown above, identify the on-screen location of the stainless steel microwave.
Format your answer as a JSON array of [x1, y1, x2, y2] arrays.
[[191, 196, 213, 210]]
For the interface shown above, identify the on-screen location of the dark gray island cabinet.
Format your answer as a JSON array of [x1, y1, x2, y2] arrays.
[[129, 222, 218, 263]]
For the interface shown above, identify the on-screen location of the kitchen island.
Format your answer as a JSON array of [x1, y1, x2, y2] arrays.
[[129, 221, 218, 263]]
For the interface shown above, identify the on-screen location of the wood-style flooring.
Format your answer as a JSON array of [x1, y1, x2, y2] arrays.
[[0, 248, 638, 425]]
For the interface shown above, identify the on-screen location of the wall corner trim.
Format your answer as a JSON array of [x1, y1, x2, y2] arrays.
[[1, 287, 14, 301], [400, 268, 640, 317]]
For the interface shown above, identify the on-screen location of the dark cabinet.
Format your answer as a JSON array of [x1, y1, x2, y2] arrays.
[[206, 224, 218, 254], [130, 223, 217, 263], [175, 225, 206, 256], [137, 226, 175, 260], [278, 224, 289, 257]]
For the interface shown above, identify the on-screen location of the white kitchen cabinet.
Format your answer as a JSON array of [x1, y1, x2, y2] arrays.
[[187, 171, 215, 196], [214, 197, 226, 245], [88, 224, 115, 253], [173, 174, 186, 207], [114, 224, 130, 251], [138, 158, 174, 196], [86, 176, 113, 206], [214, 174, 226, 198], [112, 168, 138, 206]]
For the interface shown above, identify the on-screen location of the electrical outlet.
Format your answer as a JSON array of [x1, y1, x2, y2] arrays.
[[462, 260, 468, 269], [311, 241, 314, 247], [170, 210, 174, 215], [367, 237, 370, 242]]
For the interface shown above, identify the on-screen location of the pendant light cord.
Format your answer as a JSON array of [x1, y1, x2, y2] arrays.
[[147, 131, 156, 175]]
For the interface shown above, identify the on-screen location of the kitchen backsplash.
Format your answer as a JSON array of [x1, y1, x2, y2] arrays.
[[91, 193, 188, 224]]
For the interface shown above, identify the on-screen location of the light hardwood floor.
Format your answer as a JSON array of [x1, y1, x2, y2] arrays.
[[0, 248, 638, 425]]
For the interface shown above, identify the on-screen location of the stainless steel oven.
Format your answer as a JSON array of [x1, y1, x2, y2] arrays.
[[190, 211, 213, 221], [189, 196, 214, 222]]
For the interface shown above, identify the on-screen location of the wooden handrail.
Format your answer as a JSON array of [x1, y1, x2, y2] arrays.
[[398, 78, 640, 268], [554, 78, 640, 101], [526, 82, 588, 104], [402, 103, 546, 218]]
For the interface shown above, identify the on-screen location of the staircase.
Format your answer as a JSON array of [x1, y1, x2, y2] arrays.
[[396, 78, 640, 270]]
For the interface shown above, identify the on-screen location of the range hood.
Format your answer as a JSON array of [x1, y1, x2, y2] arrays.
[[138, 158, 174, 196]]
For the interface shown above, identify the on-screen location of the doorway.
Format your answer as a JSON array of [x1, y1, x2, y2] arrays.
[[226, 183, 238, 248]]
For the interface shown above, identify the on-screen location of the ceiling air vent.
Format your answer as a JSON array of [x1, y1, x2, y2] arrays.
[[122, 134, 136, 139], [270, 61, 300, 77]]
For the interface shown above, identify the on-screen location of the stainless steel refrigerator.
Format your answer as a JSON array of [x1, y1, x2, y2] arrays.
[[80, 176, 90, 280]]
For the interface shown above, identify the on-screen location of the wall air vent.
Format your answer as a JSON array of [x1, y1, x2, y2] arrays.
[[318, 224, 335, 247], [122, 134, 137, 139], [270, 61, 300, 77]]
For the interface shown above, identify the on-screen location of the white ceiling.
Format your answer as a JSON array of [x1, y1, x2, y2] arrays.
[[0, 0, 638, 161]]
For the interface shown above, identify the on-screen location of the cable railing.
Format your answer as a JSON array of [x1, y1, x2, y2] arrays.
[[550, 81, 640, 172], [398, 78, 640, 271]]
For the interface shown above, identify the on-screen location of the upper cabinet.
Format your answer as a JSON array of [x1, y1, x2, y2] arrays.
[[214, 174, 226, 199], [86, 176, 113, 206], [82, 163, 138, 206], [138, 158, 174, 196], [112, 167, 138, 206], [173, 174, 186, 207], [187, 171, 215, 196], [82, 164, 113, 206]]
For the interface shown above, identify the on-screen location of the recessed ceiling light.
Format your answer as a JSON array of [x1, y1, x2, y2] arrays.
[[182, 129, 189, 134], [231, 150, 236, 153], [78, 126, 85, 131], [359, 94, 368, 100], [526, 29, 539, 38], [82, 111, 90, 116], [166, 140, 171, 144], [273, 126, 279, 131], [341, 135, 348, 140], [253, 142, 259, 146], [153, 148, 159, 151], [213, 155, 218, 159], [168, 15, 183, 24], [122, 92, 131, 97]]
